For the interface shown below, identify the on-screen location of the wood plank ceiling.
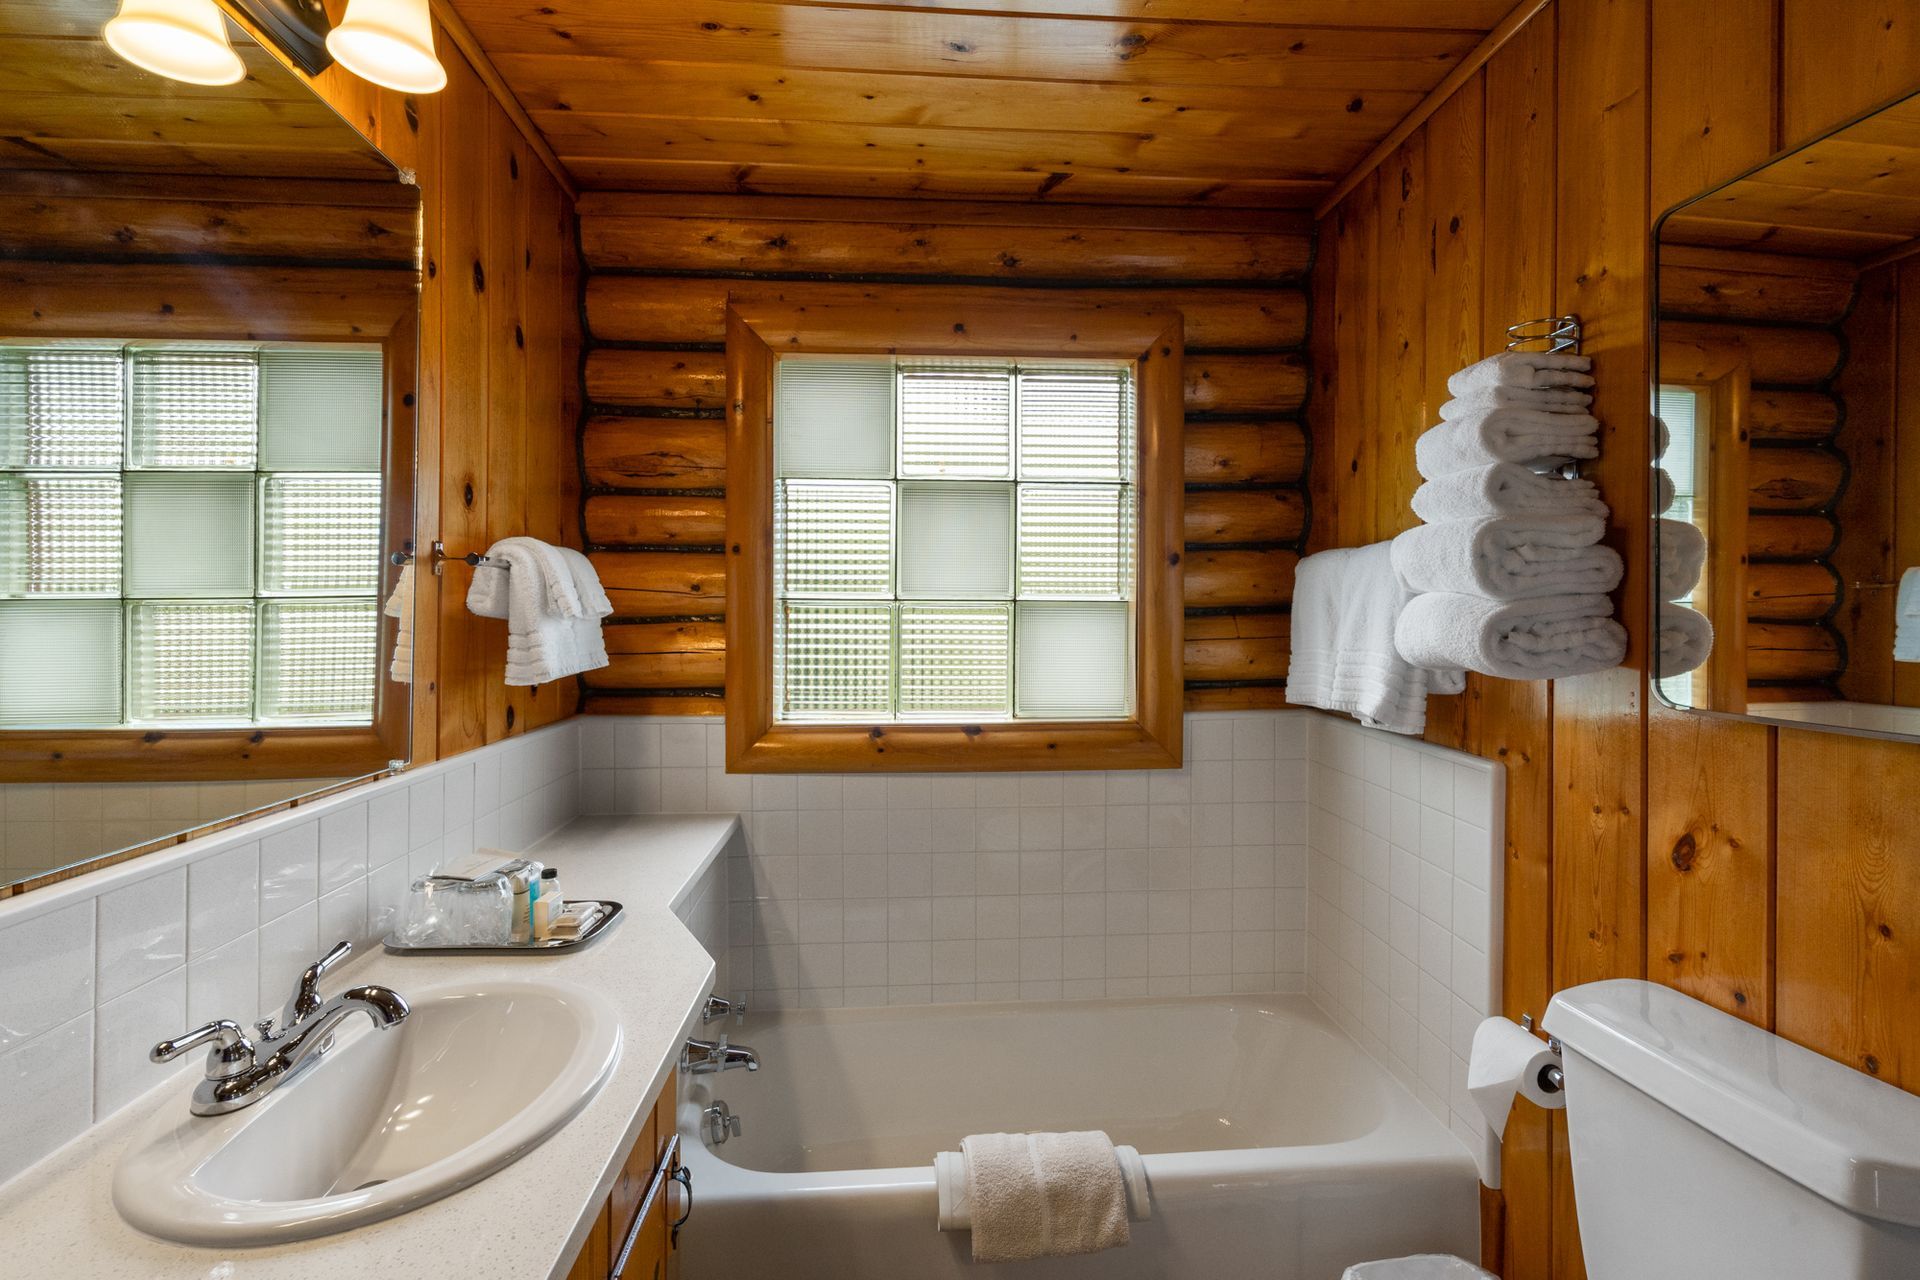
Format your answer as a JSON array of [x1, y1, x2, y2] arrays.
[[0, 0, 393, 180], [1663, 93, 1920, 262], [446, 0, 1523, 206]]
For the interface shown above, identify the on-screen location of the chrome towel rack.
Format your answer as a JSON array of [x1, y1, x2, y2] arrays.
[[387, 542, 504, 576], [1506, 314, 1587, 480]]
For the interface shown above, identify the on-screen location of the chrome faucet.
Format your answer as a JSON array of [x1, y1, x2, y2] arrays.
[[151, 941, 410, 1116], [682, 1035, 759, 1074]]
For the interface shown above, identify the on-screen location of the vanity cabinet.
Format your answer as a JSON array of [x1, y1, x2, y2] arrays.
[[568, 1074, 682, 1280]]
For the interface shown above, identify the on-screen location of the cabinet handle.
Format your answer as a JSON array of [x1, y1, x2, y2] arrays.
[[611, 1134, 679, 1280], [670, 1163, 693, 1245]]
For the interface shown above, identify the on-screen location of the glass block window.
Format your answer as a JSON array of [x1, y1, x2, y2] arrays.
[[0, 342, 385, 729], [772, 356, 1135, 723]]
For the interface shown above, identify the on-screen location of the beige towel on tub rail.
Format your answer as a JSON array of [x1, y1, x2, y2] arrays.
[[959, 1131, 1131, 1263]]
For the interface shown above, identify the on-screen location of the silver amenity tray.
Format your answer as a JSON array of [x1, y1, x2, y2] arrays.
[[382, 899, 624, 955]]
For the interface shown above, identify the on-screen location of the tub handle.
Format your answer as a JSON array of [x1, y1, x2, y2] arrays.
[[670, 1163, 693, 1244]]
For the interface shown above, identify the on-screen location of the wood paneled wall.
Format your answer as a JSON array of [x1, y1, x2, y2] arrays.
[[1310, 3, 1920, 1277], [573, 194, 1312, 716]]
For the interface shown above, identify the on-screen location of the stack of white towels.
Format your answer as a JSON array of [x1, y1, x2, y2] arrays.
[[1390, 351, 1628, 684], [464, 536, 613, 684], [1652, 419, 1713, 675]]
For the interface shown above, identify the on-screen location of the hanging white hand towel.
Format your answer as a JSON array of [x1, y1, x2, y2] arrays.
[[1391, 515, 1623, 600], [1895, 568, 1920, 662], [1448, 351, 1594, 396], [1657, 518, 1706, 601], [383, 562, 414, 684], [1440, 385, 1594, 416], [1411, 462, 1608, 524], [1415, 407, 1602, 478], [956, 1132, 1132, 1263], [465, 538, 613, 685], [1394, 592, 1626, 681], [1657, 603, 1714, 676]]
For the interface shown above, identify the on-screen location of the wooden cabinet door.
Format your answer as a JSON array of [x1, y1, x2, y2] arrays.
[[565, 1201, 612, 1280], [611, 1149, 672, 1280]]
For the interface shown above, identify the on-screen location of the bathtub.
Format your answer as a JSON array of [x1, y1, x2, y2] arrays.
[[676, 994, 1479, 1278]]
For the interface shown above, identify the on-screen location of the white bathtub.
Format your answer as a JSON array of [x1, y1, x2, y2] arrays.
[[676, 994, 1478, 1278]]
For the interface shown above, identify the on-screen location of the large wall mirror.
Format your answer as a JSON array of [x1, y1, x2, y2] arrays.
[[1653, 89, 1920, 741], [0, 1, 420, 893]]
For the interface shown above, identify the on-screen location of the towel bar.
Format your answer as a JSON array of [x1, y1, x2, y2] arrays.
[[1506, 314, 1586, 478], [422, 541, 505, 576]]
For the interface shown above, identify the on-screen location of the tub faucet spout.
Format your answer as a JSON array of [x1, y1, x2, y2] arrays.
[[683, 1035, 759, 1073]]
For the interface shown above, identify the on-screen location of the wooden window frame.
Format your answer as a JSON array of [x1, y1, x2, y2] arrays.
[[0, 263, 418, 782], [723, 288, 1184, 774]]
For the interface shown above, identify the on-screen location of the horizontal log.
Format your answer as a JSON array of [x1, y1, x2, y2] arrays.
[[1183, 686, 1290, 710], [1748, 447, 1845, 511], [1747, 514, 1836, 560], [585, 621, 726, 689], [0, 261, 415, 341], [579, 213, 1312, 282], [1184, 353, 1308, 415], [1744, 683, 1838, 704], [1183, 549, 1297, 610], [0, 190, 417, 265], [583, 418, 726, 490], [586, 276, 1308, 351], [1746, 623, 1842, 683], [1657, 261, 1856, 325], [586, 349, 727, 410], [591, 551, 727, 617], [1746, 561, 1840, 620], [1748, 390, 1842, 442], [583, 692, 725, 716], [589, 347, 1307, 416], [1659, 320, 1843, 387], [1184, 488, 1305, 545], [586, 493, 726, 546], [1183, 420, 1307, 485], [1183, 634, 1291, 683]]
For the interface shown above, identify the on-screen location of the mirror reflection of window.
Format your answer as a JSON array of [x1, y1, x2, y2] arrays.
[[1656, 383, 1708, 704]]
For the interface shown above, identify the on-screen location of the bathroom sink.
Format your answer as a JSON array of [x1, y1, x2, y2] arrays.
[[114, 980, 622, 1246]]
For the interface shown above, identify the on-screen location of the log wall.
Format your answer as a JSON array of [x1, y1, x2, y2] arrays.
[[574, 194, 1314, 715], [1311, 3, 1920, 1277]]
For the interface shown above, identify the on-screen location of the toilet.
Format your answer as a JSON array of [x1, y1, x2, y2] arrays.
[[1352, 979, 1920, 1279]]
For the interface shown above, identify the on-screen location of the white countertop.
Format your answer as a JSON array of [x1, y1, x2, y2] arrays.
[[0, 814, 738, 1280]]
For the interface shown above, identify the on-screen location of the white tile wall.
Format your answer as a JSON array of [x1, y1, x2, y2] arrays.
[[1303, 715, 1505, 1176], [0, 777, 341, 882], [0, 722, 582, 1187], [579, 711, 1313, 1009]]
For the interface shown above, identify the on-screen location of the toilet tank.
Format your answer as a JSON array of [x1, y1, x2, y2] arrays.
[[1543, 980, 1920, 1280]]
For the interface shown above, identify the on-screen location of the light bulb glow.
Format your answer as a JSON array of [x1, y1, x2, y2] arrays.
[[103, 0, 246, 87], [326, 0, 448, 95]]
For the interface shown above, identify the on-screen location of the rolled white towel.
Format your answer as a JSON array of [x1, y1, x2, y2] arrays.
[[1395, 593, 1627, 681], [936, 1145, 1149, 1232], [1654, 415, 1672, 460], [1448, 351, 1594, 396], [1441, 386, 1593, 417], [1894, 569, 1920, 662], [1411, 463, 1608, 524], [1658, 518, 1706, 601], [1654, 467, 1676, 515], [1657, 602, 1714, 676], [948, 1132, 1133, 1262], [1415, 407, 1601, 478], [1391, 515, 1623, 600]]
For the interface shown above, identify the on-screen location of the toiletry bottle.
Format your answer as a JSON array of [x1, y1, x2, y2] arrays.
[[540, 865, 562, 908]]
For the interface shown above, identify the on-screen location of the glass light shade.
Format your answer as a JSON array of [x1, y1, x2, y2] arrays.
[[104, 0, 246, 87], [326, 0, 448, 94]]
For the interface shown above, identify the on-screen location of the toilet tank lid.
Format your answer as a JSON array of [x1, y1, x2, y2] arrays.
[[1544, 979, 1920, 1227]]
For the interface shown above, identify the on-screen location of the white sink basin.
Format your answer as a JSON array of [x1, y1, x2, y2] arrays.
[[114, 980, 622, 1246]]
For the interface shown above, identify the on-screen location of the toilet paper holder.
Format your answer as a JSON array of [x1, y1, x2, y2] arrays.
[[1520, 1013, 1567, 1095]]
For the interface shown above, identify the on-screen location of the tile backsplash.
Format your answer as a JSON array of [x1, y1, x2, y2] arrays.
[[0, 722, 581, 1186], [1303, 715, 1505, 1177], [579, 711, 1314, 1008]]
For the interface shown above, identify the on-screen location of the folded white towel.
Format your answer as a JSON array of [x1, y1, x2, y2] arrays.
[[1655, 416, 1672, 460], [1658, 602, 1714, 676], [1658, 518, 1706, 601], [466, 538, 613, 686], [1395, 592, 1627, 681], [955, 1131, 1131, 1263], [1284, 542, 1457, 736], [383, 562, 414, 684], [1391, 515, 1621, 600], [1441, 386, 1593, 417], [1415, 407, 1602, 478], [1895, 569, 1920, 662], [1448, 351, 1594, 396], [1654, 468, 1676, 515], [1411, 463, 1608, 524], [936, 1146, 1149, 1233]]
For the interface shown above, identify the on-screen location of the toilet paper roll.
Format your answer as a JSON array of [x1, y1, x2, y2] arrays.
[[1468, 1017, 1567, 1142]]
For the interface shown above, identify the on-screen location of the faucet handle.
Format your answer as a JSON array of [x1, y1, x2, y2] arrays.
[[151, 1019, 256, 1077], [284, 940, 353, 1024]]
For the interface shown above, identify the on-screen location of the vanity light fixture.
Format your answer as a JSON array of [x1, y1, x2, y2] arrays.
[[103, 0, 247, 87], [325, 0, 448, 94]]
